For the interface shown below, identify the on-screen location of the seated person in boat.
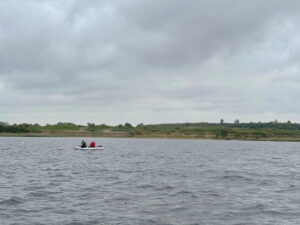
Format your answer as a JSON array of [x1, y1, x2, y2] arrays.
[[81, 140, 87, 148], [89, 141, 96, 148]]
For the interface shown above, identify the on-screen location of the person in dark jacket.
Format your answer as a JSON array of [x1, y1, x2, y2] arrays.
[[81, 140, 87, 148]]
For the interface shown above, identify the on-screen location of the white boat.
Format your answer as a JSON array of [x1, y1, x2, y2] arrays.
[[75, 145, 104, 150]]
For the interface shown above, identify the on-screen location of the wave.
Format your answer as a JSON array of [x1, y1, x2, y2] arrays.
[[136, 184, 155, 189], [0, 197, 24, 205]]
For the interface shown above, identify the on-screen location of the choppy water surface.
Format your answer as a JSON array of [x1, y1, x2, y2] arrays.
[[0, 137, 299, 225]]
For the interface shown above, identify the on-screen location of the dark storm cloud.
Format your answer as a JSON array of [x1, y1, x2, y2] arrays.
[[0, 0, 300, 124], [119, 0, 295, 67]]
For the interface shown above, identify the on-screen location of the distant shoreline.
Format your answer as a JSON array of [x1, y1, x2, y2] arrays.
[[2, 130, 300, 142], [2, 121, 300, 142]]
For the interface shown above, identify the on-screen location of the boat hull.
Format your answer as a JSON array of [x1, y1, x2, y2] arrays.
[[75, 146, 104, 150]]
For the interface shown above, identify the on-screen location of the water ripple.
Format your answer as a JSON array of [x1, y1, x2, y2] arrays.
[[0, 197, 24, 206], [0, 137, 299, 225]]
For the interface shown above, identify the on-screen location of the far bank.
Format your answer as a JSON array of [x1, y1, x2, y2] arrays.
[[2, 130, 300, 142]]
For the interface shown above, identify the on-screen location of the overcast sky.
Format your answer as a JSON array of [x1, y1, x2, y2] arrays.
[[1, 0, 300, 125]]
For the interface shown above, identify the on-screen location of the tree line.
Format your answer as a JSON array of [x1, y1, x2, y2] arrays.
[[1, 120, 300, 133]]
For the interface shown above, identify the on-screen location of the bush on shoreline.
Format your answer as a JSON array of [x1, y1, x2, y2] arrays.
[[2, 121, 300, 139]]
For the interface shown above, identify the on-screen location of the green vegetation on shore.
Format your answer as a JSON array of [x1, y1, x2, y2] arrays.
[[2, 120, 300, 141]]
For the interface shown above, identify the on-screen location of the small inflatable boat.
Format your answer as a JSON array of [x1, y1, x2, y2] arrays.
[[75, 145, 104, 150]]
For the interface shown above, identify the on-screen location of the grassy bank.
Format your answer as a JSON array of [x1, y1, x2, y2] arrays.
[[2, 129, 300, 142], [2, 121, 300, 142]]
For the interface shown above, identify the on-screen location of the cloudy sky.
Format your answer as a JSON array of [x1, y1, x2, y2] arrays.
[[1, 0, 300, 125]]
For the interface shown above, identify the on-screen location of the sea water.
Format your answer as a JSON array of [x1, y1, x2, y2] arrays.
[[0, 137, 299, 225]]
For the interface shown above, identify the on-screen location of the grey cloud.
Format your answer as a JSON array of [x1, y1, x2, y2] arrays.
[[0, 0, 300, 124], [120, 0, 299, 67]]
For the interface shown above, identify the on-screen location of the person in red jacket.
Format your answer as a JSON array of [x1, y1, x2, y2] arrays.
[[89, 141, 96, 148]]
